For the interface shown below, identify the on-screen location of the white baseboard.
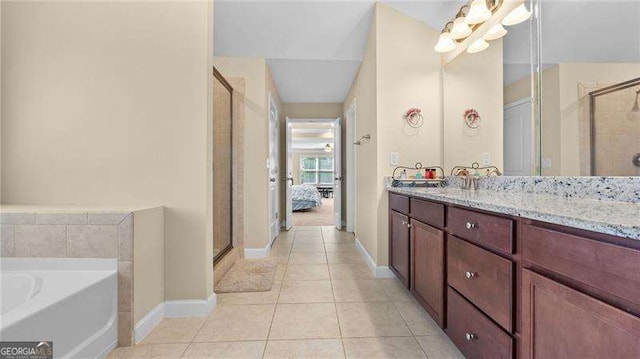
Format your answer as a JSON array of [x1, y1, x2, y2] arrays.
[[165, 292, 217, 318], [244, 241, 272, 259], [134, 293, 217, 344], [134, 302, 165, 344], [354, 237, 397, 279]]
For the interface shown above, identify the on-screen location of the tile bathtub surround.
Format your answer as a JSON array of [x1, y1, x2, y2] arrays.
[[0, 210, 135, 346], [385, 179, 640, 240], [108, 226, 465, 359]]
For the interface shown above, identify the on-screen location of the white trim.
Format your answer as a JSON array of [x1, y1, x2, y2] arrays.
[[165, 292, 217, 318], [133, 302, 165, 344], [244, 241, 272, 259], [354, 237, 396, 279], [504, 97, 532, 110], [345, 99, 356, 233], [133, 293, 217, 344]]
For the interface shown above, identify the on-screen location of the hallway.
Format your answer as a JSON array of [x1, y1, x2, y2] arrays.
[[109, 226, 464, 358], [292, 198, 334, 226]]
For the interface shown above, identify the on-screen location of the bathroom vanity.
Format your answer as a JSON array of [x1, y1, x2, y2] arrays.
[[386, 182, 640, 359]]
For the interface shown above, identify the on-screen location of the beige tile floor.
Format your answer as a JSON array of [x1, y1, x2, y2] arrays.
[[108, 226, 465, 359]]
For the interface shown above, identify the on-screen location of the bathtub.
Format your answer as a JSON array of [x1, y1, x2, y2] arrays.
[[0, 258, 118, 359]]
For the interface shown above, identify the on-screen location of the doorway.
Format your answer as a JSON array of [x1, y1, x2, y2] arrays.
[[285, 118, 342, 228]]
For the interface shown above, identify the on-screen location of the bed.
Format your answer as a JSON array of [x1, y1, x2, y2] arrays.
[[292, 185, 322, 211]]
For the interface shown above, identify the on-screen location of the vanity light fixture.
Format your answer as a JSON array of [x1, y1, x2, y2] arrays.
[[435, 22, 457, 53], [502, 3, 531, 26], [450, 7, 472, 40], [465, 0, 492, 25], [483, 23, 507, 40], [467, 38, 490, 53]]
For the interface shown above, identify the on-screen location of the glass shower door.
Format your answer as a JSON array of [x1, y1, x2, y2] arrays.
[[213, 67, 233, 263]]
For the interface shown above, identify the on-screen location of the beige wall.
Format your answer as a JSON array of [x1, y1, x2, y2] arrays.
[[374, 4, 443, 264], [1, 1, 212, 301], [212, 57, 282, 249], [343, 5, 378, 262], [443, 39, 504, 174], [343, 3, 442, 265], [133, 207, 165, 324], [282, 103, 343, 120]]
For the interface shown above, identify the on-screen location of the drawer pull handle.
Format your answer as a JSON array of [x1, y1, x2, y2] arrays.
[[465, 333, 477, 341], [465, 222, 476, 229], [465, 271, 477, 279]]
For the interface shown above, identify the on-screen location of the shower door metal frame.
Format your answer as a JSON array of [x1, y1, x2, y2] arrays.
[[213, 66, 234, 265], [588, 77, 640, 175]]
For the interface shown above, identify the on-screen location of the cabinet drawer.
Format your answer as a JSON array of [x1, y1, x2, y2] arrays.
[[448, 207, 513, 254], [523, 224, 640, 310], [447, 235, 513, 331], [389, 193, 410, 214], [446, 287, 513, 359], [410, 198, 445, 228]]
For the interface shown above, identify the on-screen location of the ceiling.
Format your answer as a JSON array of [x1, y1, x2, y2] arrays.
[[214, 0, 640, 103], [291, 122, 335, 151], [214, 0, 463, 103]]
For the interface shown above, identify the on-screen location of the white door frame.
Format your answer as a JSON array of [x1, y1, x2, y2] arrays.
[[345, 99, 356, 233], [268, 92, 280, 242], [284, 117, 342, 229]]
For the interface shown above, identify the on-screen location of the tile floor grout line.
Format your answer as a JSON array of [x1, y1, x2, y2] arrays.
[[326, 241, 348, 359], [262, 245, 287, 359]]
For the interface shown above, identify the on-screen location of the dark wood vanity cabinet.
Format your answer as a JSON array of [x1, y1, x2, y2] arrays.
[[388, 191, 640, 359], [521, 269, 640, 359], [389, 210, 410, 287], [410, 219, 445, 327]]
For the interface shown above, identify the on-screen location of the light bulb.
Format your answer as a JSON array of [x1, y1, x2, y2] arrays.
[[502, 3, 531, 26], [450, 17, 472, 40], [483, 23, 507, 41], [435, 32, 457, 53], [467, 38, 489, 53], [465, 0, 492, 25]]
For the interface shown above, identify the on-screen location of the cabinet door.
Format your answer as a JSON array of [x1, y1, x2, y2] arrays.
[[410, 219, 445, 327], [522, 269, 640, 359], [390, 210, 410, 287]]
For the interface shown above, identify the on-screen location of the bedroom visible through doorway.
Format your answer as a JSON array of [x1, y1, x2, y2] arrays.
[[285, 119, 341, 227]]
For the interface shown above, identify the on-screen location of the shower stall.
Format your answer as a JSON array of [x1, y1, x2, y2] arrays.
[[589, 77, 640, 176], [213, 67, 233, 263]]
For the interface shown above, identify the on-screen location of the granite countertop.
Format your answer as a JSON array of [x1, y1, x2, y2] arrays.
[[385, 182, 640, 240]]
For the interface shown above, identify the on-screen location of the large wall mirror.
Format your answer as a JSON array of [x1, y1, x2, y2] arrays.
[[443, 0, 535, 175], [443, 0, 640, 177], [535, 0, 640, 176]]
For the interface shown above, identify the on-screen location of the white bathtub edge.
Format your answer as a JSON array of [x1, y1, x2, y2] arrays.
[[133, 293, 216, 344], [96, 340, 118, 359]]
